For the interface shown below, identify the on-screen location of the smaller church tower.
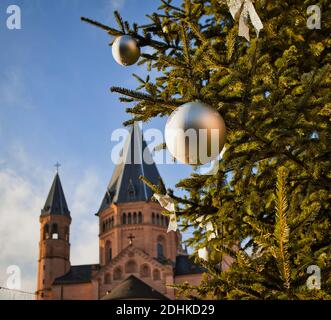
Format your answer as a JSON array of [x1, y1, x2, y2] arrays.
[[36, 172, 71, 300]]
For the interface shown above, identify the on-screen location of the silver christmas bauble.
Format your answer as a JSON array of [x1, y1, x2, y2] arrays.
[[165, 101, 226, 165], [112, 35, 140, 66]]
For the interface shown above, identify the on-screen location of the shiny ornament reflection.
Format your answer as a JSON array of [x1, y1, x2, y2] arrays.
[[165, 101, 226, 165], [112, 35, 140, 66]]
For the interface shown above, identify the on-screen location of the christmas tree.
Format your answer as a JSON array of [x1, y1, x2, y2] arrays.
[[82, 0, 331, 299]]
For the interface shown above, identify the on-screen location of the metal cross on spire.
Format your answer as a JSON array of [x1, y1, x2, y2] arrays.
[[54, 162, 61, 174], [128, 233, 135, 245]]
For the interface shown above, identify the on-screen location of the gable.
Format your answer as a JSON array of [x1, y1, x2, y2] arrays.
[[95, 245, 173, 278]]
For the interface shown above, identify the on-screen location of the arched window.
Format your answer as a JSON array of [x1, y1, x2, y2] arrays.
[[128, 212, 132, 224], [105, 273, 111, 284], [152, 212, 155, 224], [165, 217, 169, 226], [125, 260, 137, 273], [157, 235, 166, 259], [64, 226, 69, 241], [140, 264, 151, 278], [133, 212, 137, 224], [51, 224, 58, 239], [102, 221, 106, 233], [51, 223, 58, 234], [43, 224, 49, 240], [156, 214, 160, 225], [113, 267, 122, 281], [138, 212, 142, 224], [105, 240, 112, 264], [157, 243, 164, 259], [161, 215, 164, 226], [122, 213, 126, 225], [109, 248, 112, 261], [153, 269, 161, 280], [111, 216, 114, 227]]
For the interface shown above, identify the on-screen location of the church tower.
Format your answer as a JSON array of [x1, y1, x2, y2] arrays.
[[35, 124, 205, 300], [36, 172, 71, 300], [97, 123, 180, 266]]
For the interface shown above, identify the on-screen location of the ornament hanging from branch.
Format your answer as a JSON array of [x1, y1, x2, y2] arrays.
[[112, 35, 141, 66], [227, 0, 263, 41], [165, 101, 226, 166]]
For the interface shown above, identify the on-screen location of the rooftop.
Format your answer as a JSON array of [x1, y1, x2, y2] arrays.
[[41, 173, 70, 217], [101, 275, 169, 300], [98, 123, 161, 213]]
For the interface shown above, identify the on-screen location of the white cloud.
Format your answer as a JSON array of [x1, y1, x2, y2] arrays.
[[70, 169, 103, 265], [0, 144, 103, 296], [70, 219, 99, 265], [0, 167, 43, 294], [71, 169, 102, 218], [110, 0, 126, 10], [102, 0, 126, 23]]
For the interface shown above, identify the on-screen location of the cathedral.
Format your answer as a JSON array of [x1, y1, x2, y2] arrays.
[[36, 124, 205, 300]]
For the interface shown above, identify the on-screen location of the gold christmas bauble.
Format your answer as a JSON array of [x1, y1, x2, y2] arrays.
[[165, 101, 226, 165], [112, 35, 140, 66]]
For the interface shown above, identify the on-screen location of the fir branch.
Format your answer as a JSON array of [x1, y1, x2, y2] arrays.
[[180, 22, 191, 64], [139, 175, 163, 195], [226, 26, 237, 62], [187, 20, 221, 63], [114, 11, 125, 33], [110, 86, 179, 109], [274, 166, 291, 290], [139, 175, 198, 208], [160, 0, 185, 13], [153, 142, 166, 152], [82, 17, 181, 51], [81, 17, 123, 36], [244, 216, 273, 238]]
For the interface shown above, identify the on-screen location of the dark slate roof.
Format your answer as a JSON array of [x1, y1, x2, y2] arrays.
[[174, 255, 206, 276], [41, 173, 70, 217], [53, 264, 98, 285], [101, 275, 169, 300], [98, 124, 160, 213]]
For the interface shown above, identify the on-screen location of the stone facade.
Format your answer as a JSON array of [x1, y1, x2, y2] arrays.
[[37, 195, 204, 300]]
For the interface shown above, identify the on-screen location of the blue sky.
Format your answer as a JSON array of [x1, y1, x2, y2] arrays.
[[0, 0, 197, 293], [0, 0, 187, 179]]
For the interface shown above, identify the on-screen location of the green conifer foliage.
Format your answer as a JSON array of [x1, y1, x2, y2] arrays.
[[82, 0, 331, 299]]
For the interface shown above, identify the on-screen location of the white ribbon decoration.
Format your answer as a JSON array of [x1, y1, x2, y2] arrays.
[[206, 222, 217, 240], [196, 216, 218, 241], [227, 0, 263, 41], [198, 247, 209, 261], [167, 213, 178, 233], [154, 193, 178, 233], [196, 217, 218, 262]]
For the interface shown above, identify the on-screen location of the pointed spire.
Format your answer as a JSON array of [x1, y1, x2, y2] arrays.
[[98, 123, 161, 213], [41, 173, 70, 217]]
